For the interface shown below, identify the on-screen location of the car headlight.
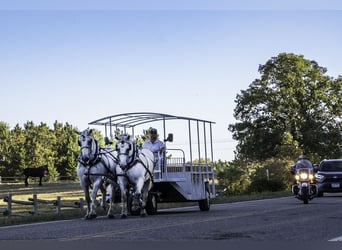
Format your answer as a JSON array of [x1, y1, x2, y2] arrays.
[[315, 174, 324, 181]]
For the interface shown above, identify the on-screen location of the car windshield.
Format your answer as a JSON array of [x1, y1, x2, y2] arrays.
[[320, 161, 342, 172]]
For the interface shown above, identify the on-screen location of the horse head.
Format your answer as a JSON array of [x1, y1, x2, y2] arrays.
[[115, 134, 136, 170], [78, 128, 99, 165], [43, 164, 49, 173]]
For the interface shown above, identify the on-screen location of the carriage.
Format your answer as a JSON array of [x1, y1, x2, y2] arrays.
[[88, 112, 216, 215]]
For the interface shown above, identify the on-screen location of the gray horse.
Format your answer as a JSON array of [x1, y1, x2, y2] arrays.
[[115, 133, 154, 218], [77, 128, 118, 219]]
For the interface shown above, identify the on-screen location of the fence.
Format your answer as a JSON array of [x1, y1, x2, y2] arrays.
[[0, 176, 77, 184], [0, 193, 85, 217]]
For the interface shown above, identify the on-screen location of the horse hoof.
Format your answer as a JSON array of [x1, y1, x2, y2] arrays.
[[140, 213, 146, 218], [120, 214, 128, 219], [85, 214, 97, 220], [108, 214, 115, 219]]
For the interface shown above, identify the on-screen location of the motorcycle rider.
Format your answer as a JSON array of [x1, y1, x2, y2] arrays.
[[290, 155, 311, 179], [290, 155, 315, 195]]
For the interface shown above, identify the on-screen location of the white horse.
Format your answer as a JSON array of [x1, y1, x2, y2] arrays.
[[115, 133, 154, 218], [77, 128, 118, 219]]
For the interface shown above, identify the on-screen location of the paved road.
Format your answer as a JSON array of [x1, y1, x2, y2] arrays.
[[1, 194, 342, 241]]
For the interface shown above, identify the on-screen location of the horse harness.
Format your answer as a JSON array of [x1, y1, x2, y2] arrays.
[[117, 140, 154, 183], [78, 138, 118, 183]]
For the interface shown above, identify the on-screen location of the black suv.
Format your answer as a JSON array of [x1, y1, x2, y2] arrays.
[[315, 159, 342, 196]]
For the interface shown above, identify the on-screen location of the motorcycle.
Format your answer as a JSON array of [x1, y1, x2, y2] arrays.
[[291, 164, 318, 204]]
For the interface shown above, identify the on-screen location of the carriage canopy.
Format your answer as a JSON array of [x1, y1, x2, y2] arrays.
[[88, 112, 215, 164]]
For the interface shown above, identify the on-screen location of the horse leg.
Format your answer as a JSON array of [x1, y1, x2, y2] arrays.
[[39, 176, 42, 186], [25, 176, 28, 187], [99, 183, 107, 211], [140, 180, 153, 217], [89, 181, 101, 219], [83, 186, 92, 219], [133, 178, 146, 217], [106, 184, 115, 219], [118, 180, 128, 219]]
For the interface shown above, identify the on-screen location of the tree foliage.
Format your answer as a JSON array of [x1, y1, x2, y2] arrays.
[[0, 121, 98, 180], [229, 53, 342, 162], [214, 160, 250, 195]]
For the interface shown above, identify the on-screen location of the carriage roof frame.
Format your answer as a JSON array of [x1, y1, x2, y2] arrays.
[[88, 112, 215, 129], [88, 112, 216, 164]]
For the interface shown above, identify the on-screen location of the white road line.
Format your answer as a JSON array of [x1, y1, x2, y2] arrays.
[[328, 235, 342, 241]]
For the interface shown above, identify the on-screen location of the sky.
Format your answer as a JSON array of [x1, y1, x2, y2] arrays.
[[0, 1, 341, 162]]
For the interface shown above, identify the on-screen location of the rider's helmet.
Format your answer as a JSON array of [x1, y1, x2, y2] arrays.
[[298, 155, 309, 160]]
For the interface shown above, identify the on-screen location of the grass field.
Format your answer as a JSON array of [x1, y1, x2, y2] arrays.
[[0, 182, 89, 226], [0, 181, 291, 227]]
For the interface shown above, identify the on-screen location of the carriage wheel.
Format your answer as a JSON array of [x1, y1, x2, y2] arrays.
[[198, 191, 210, 211], [146, 194, 158, 215]]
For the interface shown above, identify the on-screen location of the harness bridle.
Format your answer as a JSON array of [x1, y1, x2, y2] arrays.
[[117, 139, 137, 171], [78, 136, 101, 166]]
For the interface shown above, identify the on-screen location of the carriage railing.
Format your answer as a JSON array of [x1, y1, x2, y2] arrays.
[[166, 157, 186, 173], [154, 148, 214, 183], [164, 149, 186, 174]]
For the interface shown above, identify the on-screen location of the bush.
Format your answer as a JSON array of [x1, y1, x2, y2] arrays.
[[248, 178, 284, 193]]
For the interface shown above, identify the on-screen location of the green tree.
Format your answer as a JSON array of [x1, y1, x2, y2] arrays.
[[215, 160, 250, 195], [247, 158, 293, 193], [53, 121, 79, 180], [8, 124, 26, 176], [229, 53, 342, 162], [0, 122, 11, 175]]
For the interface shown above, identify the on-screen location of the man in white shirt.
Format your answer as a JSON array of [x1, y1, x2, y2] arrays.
[[142, 128, 165, 170]]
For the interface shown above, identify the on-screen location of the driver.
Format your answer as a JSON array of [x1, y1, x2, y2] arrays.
[[141, 128, 165, 170]]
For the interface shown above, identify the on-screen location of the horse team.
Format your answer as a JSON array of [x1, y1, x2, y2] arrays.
[[77, 128, 155, 220]]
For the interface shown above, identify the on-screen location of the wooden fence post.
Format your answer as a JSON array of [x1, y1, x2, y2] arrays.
[[32, 194, 37, 215], [7, 193, 12, 216], [79, 198, 84, 211], [56, 196, 61, 214]]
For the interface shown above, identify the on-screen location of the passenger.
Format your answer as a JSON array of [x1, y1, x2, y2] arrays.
[[142, 128, 165, 170]]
